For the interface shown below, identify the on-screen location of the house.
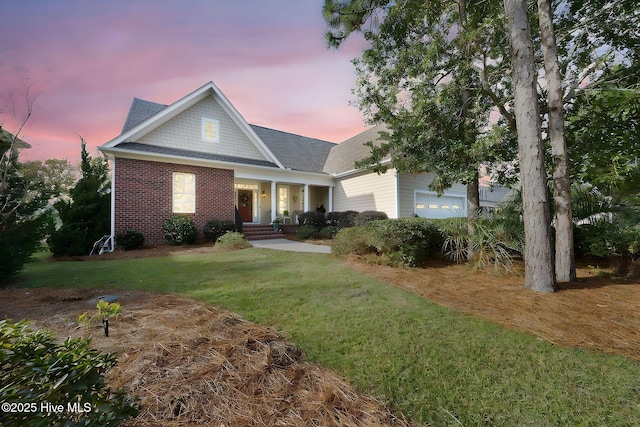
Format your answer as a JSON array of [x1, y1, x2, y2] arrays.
[[99, 81, 509, 244]]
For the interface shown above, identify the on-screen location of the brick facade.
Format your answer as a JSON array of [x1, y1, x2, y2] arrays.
[[114, 158, 235, 245]]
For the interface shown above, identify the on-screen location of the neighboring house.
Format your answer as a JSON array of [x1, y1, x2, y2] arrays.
[[99, 81, 510, 244]]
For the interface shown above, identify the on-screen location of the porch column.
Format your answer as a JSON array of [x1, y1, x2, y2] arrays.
[[271, 181, 277, 222], [328, 186, 333, 213], [304, 184, 309, 213]]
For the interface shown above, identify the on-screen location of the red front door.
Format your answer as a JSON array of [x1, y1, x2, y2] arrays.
[[238, 190, 253, 222]]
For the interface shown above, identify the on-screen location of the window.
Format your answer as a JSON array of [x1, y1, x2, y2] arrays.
[[173, 172, 195, 213], [278, 186, 289, 215], [202, 117, 219, 142]]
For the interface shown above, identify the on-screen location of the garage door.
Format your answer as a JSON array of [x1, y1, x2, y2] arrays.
[[415, 193, 466, 219]]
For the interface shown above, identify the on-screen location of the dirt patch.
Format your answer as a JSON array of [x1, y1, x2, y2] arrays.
[[0, 288, 414, 426]]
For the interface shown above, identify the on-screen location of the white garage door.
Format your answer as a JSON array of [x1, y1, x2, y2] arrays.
[[415, 192, 466, 219]]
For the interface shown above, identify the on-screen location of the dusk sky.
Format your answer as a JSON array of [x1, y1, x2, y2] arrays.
[[1, 1, 368, 163]]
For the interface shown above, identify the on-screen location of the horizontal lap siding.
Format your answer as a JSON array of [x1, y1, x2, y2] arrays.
[[114, 158, 234, 245], [333, 170, 398, 217]]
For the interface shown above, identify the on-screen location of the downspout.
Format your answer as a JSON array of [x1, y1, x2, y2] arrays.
[[395, 169, 400, 219], [110, 157, 115, 241]]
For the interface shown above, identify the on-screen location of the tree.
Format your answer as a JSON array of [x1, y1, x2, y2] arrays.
[[0, 125, 76, 280], [503, 0, 556, 291], [537, 0, 575, 282], [48, 138, 110, 256], [324, 0, 510, 260], [567, 64, 640, 199]]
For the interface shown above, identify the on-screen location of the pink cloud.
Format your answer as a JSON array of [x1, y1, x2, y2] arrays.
[[1, 1, 369, 164]]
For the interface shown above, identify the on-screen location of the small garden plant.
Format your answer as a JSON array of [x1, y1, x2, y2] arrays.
[[216, 231, 252, 250], [203, 220, 237, 242], [79, 300, 122, 337]]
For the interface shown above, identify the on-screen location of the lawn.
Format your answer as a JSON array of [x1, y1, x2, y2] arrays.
[[10, 247, 640, 426]]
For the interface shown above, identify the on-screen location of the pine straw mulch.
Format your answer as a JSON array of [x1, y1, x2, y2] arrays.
[[0, 287, 415, 427], [3, 244, 640, 425], [344, 257, 640, 361]]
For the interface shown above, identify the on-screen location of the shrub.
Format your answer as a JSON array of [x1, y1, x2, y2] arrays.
[[203, 220, 237, 242], [297, 224, 319, 240], [332, 226, 376, 257], [319, 225, 340, 239], [327, 211, 359, 228], [297, 210, 326, 229], [366, 218, 444, 267], [163, 216, 198, 245], [355, 210, 389, 226], [0, 320, 139, 427], [470, 219, 523, 274], [436, 217, 524, 274], [216, 231, 251, 250], [437, 217, 470, 263], [115, 229, 145, 250]]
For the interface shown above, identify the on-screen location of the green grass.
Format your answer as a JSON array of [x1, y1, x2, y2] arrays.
[[11, 248, 640, 426]]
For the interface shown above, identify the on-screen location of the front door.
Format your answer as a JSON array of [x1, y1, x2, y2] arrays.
[[238, 190, 253, 222]]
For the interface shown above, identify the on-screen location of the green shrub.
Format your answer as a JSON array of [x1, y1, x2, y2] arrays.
[[297, 224, 320, 240], [436, 217, 524, 274], [115, 229, 145, 250], [327, 211, 359, 228], [331, 226, 376, 257], [319, 225, 340, 239], [436, 217, 470, 263], [162, 216, 198, 245], [0, 320, 138, 427], [470, 219, 523, 274], [203, 220, 237, 242], [297, 211, 327, 229], [620, 225, 640, 257], [355, 210, 389, 226], [366, 218, 444, 267], [216, 231, 251, 249]]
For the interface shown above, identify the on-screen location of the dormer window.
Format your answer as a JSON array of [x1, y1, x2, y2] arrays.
[[202, 117, 219, 142]]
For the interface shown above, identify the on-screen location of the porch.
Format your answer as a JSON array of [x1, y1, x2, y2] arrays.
[[234, 179, 332, 226]]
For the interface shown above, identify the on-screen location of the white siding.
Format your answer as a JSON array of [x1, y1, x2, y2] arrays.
[[136, 96, 268, 162], [398, 173, 467, 218], [333, 169, 398, 217]]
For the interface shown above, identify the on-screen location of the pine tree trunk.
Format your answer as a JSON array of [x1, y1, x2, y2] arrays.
[[504, 0, 557, 292], [537, 0, 576, 283]]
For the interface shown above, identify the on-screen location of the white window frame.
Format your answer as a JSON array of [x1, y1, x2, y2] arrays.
[[172, 172, 196, 214], [278, 185, 289, 215], [201, 117, 219, 142]]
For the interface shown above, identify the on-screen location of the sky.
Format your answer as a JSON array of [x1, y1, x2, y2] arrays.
[[0, 0, 369, 163]]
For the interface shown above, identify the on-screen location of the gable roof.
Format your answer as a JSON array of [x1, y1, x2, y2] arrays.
[[101, 81, 285, 168], [323, 124, 388, 175], [107, 85, 338, 174]]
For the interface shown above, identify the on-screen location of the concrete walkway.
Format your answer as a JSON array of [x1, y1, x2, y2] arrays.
[[250, 238, 331, 253]]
